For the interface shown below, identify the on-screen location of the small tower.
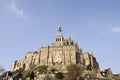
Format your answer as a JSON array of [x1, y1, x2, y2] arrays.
[[53, 23, 64, 46]]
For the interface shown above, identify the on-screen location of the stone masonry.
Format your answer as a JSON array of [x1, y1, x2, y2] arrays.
[[10, 24, 99, 72]]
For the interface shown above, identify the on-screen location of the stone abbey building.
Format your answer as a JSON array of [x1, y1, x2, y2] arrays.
[[10, 24, 99, 72]]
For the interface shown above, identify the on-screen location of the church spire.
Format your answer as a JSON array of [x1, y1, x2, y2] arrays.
[[57, 22, 62, 36], [53, 22, 64, 46], [58, 24, 62, 33]]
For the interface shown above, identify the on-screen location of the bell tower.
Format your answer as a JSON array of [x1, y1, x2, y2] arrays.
[[53, 23, 64, 46]]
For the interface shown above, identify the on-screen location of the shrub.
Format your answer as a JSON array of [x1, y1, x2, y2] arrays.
[[55, 72, 64, 79], [35, 65, 47, 72]]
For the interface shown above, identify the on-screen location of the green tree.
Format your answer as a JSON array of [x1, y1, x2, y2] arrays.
[[30, 71, 35, 80], [55, 72, 64, 79], [64, 64, 84, 80], [35, 65, 47, 72]]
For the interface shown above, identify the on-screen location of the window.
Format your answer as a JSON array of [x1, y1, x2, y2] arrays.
[[60, 38, 61, 41], [67, 42, 69, 45], [71, 42, 73, 45]]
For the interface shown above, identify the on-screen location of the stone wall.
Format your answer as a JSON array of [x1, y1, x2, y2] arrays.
[[10, 43, 99, 72]]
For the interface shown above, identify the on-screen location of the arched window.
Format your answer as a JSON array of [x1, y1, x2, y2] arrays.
[[71, 41, 73, 45], [67, 42, 69, 45], [23, 63, 26, 69], [58, 38, 60, 41], [60, 38, 61, 41]]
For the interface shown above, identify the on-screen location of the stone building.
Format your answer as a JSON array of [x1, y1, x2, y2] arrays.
[[10, 24, 99, 72], [83, 52, 99, 70]]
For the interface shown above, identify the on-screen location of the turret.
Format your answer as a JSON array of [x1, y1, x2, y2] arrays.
[[53, 23, 64, 46]]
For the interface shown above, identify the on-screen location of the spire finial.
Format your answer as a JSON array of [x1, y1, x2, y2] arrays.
[[57, 17, 62, 36], [58, 16, 61, 31], [58, 23, 62, 32], [57, 23, 62, 36]]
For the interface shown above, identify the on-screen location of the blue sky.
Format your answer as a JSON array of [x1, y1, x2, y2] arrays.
[[0, 0, 120, 74]]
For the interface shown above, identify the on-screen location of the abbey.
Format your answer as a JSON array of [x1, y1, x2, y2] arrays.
[[10, 24, 99, 72]]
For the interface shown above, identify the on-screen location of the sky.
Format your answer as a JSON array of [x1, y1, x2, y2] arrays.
[[0, 0, 120, 74]]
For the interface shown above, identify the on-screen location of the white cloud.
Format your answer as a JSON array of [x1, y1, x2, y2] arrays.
[[111, 26, 120, 33], [6, 0, 30, 20]]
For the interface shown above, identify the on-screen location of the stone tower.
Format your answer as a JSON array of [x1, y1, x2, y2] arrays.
[[53, 23, 64, 46]]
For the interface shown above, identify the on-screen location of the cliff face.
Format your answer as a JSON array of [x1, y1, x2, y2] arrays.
[[10, 26, 99, 72]]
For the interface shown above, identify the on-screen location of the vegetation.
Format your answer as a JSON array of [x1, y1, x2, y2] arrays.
[[55, 72, 64, 79], [90, 69, 97, 78], [64, 64, 84, 80], [22, 65, 48, 79], [29, 71, 35, 80], [50, 68, 57, 73], [34, 65, 47, 72]]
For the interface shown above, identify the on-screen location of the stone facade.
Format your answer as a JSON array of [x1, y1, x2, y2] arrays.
[[83, 52, 99, 70], [10, 24, 99, 72]]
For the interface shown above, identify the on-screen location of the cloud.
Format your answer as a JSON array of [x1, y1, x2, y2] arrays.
[[111, 26, 120, 33], [6, 0, 30, 20]]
